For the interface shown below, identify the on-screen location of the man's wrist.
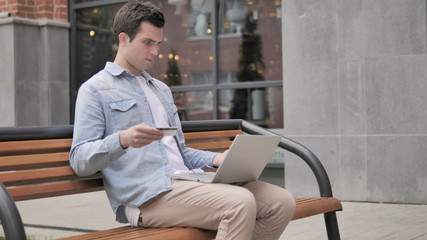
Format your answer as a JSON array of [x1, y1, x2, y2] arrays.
[[119, 130, 129, 149], [212, 153, 220, 167]]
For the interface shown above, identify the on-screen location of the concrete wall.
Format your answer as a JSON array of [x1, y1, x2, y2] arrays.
[[0, 20, 15, 126], [281, 0, 427, 204], [0, 17, 70, 126]]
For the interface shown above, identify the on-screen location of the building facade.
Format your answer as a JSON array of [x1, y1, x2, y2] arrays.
[[1, 0, 426, 204], [282, 0, 427, 204], [0, 0, 70, 126]]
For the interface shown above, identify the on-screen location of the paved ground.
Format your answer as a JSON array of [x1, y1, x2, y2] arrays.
[[282, 201, 427, 240], [2, 191, 427, 239]]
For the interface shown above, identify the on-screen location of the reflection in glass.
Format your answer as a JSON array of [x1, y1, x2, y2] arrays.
[[218, 0, 282, 126], [74, 4, 122, 102], [229, 10, 265, 120], [219, 87, 283, 128], [164, 49, 182, 86], [221, 0, 246, 35], [187, 0, 214, 37], [71, 0, 283, 127], [73, 0, 98, 4], [73, 1, 214, 90], [174, 91, 213, 121], [149, 1, 213, 86]]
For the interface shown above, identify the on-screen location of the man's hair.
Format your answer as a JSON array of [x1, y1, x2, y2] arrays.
[[113, 1, 165, 43]]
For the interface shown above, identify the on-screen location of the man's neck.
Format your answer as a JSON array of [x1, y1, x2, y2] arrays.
[[113, 55, 142, 76]]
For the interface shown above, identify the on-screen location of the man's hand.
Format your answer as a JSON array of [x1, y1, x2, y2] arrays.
[[119, 123, 163, 148], [212, 150, 229, 167]]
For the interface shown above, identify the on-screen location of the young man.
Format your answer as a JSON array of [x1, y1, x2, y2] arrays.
[[70, 1, 295, 239]]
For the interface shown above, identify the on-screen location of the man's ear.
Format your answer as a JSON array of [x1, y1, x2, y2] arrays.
[[118, 32, 129, 46]]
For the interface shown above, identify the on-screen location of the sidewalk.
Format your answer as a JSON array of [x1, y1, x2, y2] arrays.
[[282, 201, 427, 240], [3, 191, 427, 239]]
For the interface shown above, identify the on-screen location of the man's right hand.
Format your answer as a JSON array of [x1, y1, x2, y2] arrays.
[[119, 123, 163, 149]]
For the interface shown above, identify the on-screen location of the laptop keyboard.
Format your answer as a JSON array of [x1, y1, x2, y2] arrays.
[[177, 172, 215, 182]]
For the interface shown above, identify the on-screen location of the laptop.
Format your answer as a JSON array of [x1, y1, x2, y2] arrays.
[[166, 135, 281, 184]]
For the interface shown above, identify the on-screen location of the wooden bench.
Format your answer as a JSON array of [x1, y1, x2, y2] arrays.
[[0, 119, 342, 240]]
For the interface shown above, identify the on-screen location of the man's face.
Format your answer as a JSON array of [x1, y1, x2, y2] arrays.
[[120, 21, 163, 75]]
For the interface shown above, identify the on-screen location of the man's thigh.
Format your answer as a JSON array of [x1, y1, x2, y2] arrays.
[[240, 180, 293, 205], [138, 180, 254, 229]]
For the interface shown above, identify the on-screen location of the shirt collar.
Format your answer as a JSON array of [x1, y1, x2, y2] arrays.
[[105, 62, 126, 76], [105, 62, 154, 82]]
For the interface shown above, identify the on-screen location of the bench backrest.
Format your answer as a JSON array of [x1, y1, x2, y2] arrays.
[[0, 129, 242, 201]]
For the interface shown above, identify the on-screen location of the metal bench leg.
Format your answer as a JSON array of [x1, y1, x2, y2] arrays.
[[0, 181, 27, 240], [324, 211, 341, 240]]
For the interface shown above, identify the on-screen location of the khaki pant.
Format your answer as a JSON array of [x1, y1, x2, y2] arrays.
[[139, 180, 296, 240]]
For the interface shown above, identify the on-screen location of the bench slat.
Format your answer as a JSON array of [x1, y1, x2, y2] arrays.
[[8, 179, 104, 201], [0, 152, 70, 171], [0, 166, 101, 187], [184, 130, 242, 140], [0, 139, 72, 155], [186, 141, 233, 151], [292, 197, 342, 220], [58, 226, 216, 240]]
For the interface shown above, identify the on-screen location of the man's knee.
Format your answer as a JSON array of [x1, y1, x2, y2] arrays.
[[275, 188, 296, 219], [228, 187, 257, 218]]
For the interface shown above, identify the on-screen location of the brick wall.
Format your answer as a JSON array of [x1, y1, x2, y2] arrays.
[[0, 0, 68, 21]]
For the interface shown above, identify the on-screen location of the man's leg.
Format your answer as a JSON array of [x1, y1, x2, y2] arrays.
[[241, 181, 296, 240], [139, 180, 257, 240]]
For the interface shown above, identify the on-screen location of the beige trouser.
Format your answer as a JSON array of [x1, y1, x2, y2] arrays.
[[138, 180, 296, 240]]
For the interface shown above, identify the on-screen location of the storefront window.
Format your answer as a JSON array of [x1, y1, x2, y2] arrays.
[[218, 86, 283, 127], [74, 5, 120, 98], [70, 0, 283, 128]]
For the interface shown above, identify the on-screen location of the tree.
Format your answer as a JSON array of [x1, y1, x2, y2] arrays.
[[165, 49, 182, 86], [229, 11, 266, 121]]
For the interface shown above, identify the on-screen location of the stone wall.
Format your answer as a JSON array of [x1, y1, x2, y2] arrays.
[[0, 17, 70, 126], [281, 0, 427, 204], [0, 0, 67, 20]]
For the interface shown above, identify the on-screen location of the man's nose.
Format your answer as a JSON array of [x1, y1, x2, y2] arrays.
[[151, 46, 159, 56]]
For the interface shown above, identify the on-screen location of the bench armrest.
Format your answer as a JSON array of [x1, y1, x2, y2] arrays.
[[241, 120, 333, 198], [0, 181, 27, 240]]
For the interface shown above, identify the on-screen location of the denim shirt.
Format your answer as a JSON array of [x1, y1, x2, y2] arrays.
[[70, 62, 216, 223]]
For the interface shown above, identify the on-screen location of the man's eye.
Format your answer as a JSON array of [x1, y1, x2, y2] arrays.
[[143, 40, 161, 47]]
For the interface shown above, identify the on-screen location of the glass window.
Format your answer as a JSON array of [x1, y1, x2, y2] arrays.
[[218, 0, 283, 127], [73, 0, 99, 4], [218, 86, 283, 128], [186, 0, 214, 38], [70, 0, 283, 128], [173, 90, 213, 121], [148, 1, 213, 86], [218, 0, 283, 83], [73, 4, 123, 103]]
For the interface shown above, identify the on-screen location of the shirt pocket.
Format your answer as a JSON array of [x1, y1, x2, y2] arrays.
[[108, 99, 140, 131]]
